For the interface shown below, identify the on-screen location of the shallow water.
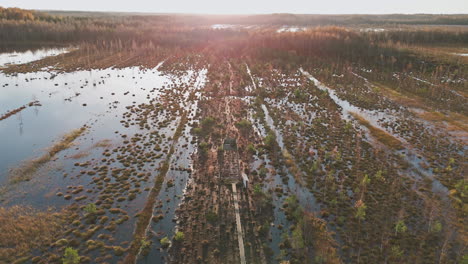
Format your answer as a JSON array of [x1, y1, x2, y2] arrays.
[[0, 55, 215, 264], [0, 66, 174, 187], [211, 24, 236, 29], [277, 26, 307, 33], [0, 48, 70, 67]]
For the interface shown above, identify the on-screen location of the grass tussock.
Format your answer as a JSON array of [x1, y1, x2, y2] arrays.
[[9, 126, 86, 184], [124, 112, 187, 263], [0, 206, 68, 263], [351, 112, 403, 150]]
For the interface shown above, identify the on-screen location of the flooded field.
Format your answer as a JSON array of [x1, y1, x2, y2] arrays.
[[0, 9, 467, 264], [0, 48, 70, 68]]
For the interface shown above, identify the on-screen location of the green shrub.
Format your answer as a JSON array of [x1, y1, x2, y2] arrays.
[[174, 231, 184, 241], [355, 202, 366, 221], [253, 184, 263, 195], [431, 221, 442, 233], [247, 143, 256, 154], [235, 119, 252, 131], [62, 247, 80, 264], [395, 220, 407, 234], [141, 238, 151, 249], [83, 203, 97, 214], [199, 141, 210, 156], [160, 237, 170, 248], [264, 131, 276, 148]]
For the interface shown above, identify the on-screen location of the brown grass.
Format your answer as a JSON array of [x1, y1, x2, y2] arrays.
[[0, 206, 68, 263], [92, 139, 113, 148], [68, 139, 112, 159], [373, 83, 468, 137], [417, 111, 468, 133], [0, 101, 41, 122], [379, 42, 468, 65], [9, 126, 86, 184], [350, 112, 403, 150], [68, 151, 90, 159]]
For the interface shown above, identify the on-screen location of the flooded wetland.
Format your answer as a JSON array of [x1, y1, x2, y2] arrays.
[[0, 7, 467, 264]]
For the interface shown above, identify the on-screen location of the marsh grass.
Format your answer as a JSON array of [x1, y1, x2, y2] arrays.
[[417, 111, 468, 133], [68, 139, 112, 159], [0, 206, 68, 263], [350, 112, 403, 150], [68, 151, 90, 159], [373, 83, 468, 135], [9, 126, 86, 184], [92, 139, 113, 148], [0, 101, 41, 122], [124, 111, 188, 262]]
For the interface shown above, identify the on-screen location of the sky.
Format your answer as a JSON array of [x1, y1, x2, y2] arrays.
[[2, 0, 468, 14]]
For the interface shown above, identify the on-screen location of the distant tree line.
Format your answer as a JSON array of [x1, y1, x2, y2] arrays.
[[0, 7, 62, 22], [0, 7, 466, 80]]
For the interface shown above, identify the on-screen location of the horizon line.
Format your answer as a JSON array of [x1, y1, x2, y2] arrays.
[[3, 6, 467, 16]]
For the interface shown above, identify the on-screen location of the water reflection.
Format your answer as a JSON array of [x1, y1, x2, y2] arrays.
[[0, 47, 70, 67]]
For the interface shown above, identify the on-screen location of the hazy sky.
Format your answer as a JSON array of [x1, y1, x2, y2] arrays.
[[2, 0, 468, 14]]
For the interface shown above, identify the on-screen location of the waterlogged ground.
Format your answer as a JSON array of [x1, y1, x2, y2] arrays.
[[0, 46, 466, 264], [0, 48, 70, 68]]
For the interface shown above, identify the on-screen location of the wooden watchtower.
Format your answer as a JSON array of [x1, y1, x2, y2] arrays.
[[220, 138, 241, 184]]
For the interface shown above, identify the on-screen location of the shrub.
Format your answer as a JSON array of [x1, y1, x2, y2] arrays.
[[83, 203, 97, 214], [192, 127, 202, 135], [264, 131, 276, 148], [253, 183, 263, 195], [199, 141, 210, 156], [361, 174, 370, 186], [355, 201, 366, 221], [160, 237, 170, 248], [391, 245, 404, 258], [235, 119, 252, 131], [375, 170, 384, 181], [395, 220, 407, 234], [431, 221, 442, 233], [174, 231, 184, 241], [258, 167, 268, 178], [141, 238, 151, 249], [247, 143, 256, 154], [62, 247, 80, 264]]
